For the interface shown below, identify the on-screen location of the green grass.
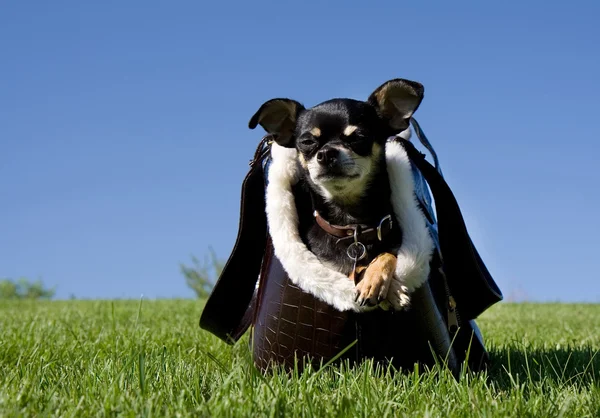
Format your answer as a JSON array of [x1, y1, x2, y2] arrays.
[[1, 300, 599, 417]]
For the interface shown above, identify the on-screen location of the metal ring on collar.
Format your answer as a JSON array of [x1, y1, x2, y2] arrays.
[[347, 241, 367, 261]]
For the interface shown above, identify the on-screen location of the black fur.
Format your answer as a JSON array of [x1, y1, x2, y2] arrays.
[[293, 99, 402, 275]]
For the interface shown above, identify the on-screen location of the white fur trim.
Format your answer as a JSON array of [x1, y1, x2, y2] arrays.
[[385, 140, 434, 309], [266, 144, 360, 312], [265, 139, 434, 312]]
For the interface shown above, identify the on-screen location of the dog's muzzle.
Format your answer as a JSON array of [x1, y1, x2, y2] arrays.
[[316, 147, 339, 166], [313, 145, 356, 178]]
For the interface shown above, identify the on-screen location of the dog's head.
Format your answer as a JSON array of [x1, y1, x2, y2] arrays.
[[249, 78, 424, 203]]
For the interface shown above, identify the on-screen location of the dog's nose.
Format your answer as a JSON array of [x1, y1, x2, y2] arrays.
[[316, 148, 338, 166]]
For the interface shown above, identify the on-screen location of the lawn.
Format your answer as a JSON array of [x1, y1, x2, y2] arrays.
[[1, 300, 599, 417]]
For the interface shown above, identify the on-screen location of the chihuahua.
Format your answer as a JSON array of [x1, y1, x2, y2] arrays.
[[249, 79, 426, 309]]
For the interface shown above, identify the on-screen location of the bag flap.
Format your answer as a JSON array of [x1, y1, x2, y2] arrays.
[[199, 137, 272, 344], [397, 134, 503, 319]]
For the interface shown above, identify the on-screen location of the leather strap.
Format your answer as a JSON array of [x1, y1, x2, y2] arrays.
[[411, 117, 443, 176]]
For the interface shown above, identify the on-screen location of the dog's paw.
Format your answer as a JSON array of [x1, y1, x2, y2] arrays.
[[353, 253, 397, 307], [387, 279, 411, 310]]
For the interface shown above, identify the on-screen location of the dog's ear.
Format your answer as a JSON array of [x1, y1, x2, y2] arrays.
[[248, 98, 305, 148], [368, 79, 424, 132]]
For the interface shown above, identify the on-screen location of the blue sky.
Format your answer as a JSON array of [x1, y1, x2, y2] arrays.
[[1, 1, 599, 302]]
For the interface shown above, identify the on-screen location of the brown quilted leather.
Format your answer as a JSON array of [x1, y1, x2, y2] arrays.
[[251, 240, 354, 372], [250, 239, 460, 374]]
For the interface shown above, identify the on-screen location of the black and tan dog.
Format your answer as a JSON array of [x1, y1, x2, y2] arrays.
[[249, 79, 434, 312]]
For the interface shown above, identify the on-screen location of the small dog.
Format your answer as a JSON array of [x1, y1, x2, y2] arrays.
[[249, 79, 427, 309]]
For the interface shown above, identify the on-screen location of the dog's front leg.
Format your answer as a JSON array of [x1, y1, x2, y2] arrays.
[[353, 253, 397, 306]]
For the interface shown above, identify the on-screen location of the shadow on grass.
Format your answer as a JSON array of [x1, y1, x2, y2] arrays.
[[486, 345, 599, 388]]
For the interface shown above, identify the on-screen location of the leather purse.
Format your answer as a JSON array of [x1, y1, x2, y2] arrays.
[[200, 119, 503, 374]]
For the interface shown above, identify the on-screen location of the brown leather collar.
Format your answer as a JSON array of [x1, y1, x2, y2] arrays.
[[313, 211, 394, 244]]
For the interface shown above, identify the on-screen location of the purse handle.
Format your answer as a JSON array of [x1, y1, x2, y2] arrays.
[[411, 117, 443, 176]]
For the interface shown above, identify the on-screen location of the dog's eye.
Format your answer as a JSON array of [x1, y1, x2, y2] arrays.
[[299, 138, 318, 148], [347, 133, 367, 143]]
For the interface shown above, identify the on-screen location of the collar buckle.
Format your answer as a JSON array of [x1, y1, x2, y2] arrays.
[[377, 215, 393, 242]]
